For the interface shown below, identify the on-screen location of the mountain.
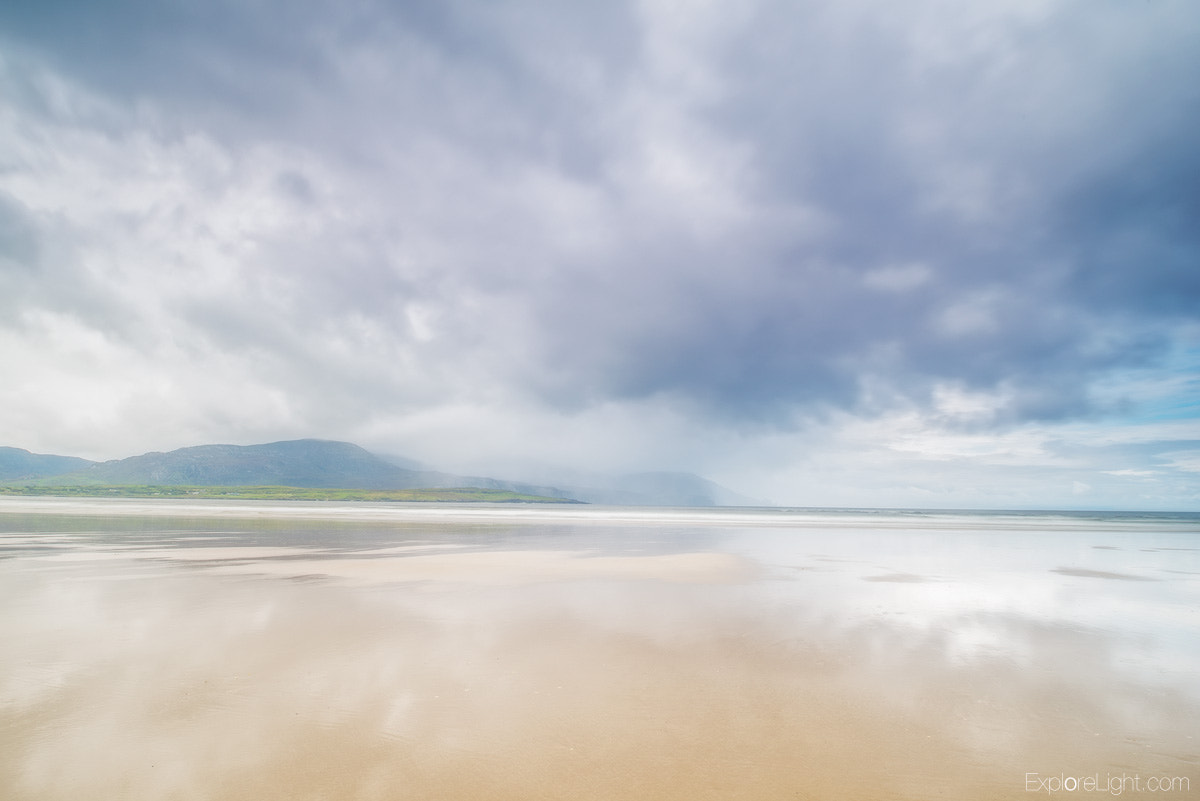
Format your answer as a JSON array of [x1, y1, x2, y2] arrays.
[[0, 439, 752, 506], [0, 447, 96, 481], [587, 471, 757, 507], [50, 439, 421, 488], [483, 467, 758, 507], [16, 439, 577, 500]]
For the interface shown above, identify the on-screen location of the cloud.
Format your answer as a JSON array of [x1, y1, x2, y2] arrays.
[[0, 0, 1197, 507], [1162, 451, 1200, 474]]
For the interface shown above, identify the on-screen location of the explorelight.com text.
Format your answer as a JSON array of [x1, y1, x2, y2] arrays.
[[1026, 773, 1191, 795]]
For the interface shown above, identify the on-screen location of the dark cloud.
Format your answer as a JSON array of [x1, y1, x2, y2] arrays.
[[0, 193, 39, 274], [1, 0, 1197, 469], [596, 0, 1200, 421]]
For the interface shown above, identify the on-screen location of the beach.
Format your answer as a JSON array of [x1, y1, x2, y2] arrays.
[[2, 499, 1197, 799]]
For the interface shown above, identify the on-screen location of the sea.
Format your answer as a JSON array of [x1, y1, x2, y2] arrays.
[[2, 498, 1197, 800]]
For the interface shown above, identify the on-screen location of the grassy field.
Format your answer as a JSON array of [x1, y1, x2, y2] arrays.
[[0, 484, 582, 503]]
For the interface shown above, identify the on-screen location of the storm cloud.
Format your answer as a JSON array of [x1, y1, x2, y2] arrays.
[[1, 0, 1197, 507]]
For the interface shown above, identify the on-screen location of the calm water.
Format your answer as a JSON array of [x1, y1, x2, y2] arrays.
[[2, 498, 1198, 800]]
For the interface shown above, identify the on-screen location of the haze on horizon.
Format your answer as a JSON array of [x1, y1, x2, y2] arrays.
[[1, 0, 1197, 510]]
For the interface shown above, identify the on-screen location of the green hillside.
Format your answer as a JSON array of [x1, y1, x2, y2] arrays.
[[0, 484, 581, 503]]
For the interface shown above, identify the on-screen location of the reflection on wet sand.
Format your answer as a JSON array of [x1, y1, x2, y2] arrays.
[[1, 503, 1197, 800], [174, 548, 753, 585]]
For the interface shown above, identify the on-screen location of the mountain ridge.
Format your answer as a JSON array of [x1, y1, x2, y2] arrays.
[[0, 447, 96, 481], [0, 439, 746, 506]]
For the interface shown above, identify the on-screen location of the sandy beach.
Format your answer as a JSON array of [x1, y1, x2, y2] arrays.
[[2, 501, 1197, 799]]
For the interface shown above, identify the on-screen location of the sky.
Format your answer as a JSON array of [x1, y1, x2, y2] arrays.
[[1, 0, 1197, 509]]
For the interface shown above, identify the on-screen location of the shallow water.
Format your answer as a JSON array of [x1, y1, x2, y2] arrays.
[[2, 498, 1198, 800]]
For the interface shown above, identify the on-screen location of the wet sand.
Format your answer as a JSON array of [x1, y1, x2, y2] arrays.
[[1, 500, 1197, 800]]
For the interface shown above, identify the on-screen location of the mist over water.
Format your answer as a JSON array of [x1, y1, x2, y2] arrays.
[[2, 500, 1198, 800]]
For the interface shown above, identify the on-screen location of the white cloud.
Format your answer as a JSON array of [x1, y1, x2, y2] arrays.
[[0, 0, 1196, 512], [1162, 451, 1200, 474], [931, 382, 1010, 424], [862, 263, 933, 292]]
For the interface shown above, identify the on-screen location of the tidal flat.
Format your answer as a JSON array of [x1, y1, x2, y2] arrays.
[[2, 498, 1198, 800]]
